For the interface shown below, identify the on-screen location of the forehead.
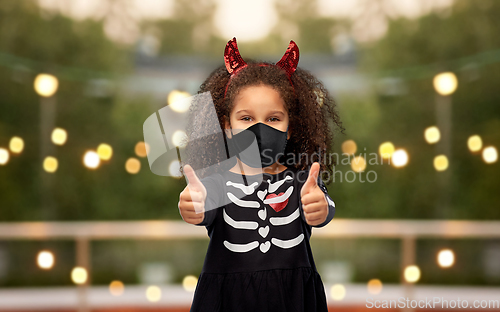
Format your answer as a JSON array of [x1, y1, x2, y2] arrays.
[[232, 85, 286, 113]]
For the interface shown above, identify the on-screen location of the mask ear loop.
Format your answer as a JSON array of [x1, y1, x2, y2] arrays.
[[278, 125, 289, 166]]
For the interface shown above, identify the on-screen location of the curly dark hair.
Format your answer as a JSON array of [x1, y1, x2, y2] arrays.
[[183, 59, 345, 184]]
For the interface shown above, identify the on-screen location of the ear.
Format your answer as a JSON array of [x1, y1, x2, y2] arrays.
[[287, 128, 291, 140]]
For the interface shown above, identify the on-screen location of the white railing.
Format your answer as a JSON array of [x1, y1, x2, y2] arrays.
[[1, 219, 499, 312]]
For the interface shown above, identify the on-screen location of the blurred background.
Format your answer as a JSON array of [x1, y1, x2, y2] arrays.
[[0, 0, 499, 311]]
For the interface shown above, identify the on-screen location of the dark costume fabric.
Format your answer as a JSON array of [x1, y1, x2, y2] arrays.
[[190, 165, 336, 312]]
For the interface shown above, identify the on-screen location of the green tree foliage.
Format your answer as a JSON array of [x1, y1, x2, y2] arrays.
[[351, 0, 500, 219], [0, 0, 187, 221]]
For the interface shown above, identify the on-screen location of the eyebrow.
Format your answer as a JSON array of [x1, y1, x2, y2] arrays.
[[235, 110, 285, 115]]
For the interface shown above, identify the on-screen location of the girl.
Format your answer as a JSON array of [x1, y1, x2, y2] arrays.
[[178, 37, 344, 312]]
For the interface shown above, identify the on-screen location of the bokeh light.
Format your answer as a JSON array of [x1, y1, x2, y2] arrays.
[[404, 265, 421, 283], [43, 156, 58, 173], [37, 250, 54, 270], [51, 128, 67, 146], [169, 160, 182, 177], [125, 157, 141, 174], [351, 155, 366, 172], [367, 278, 383, 295], [135, 142, 147, 158], [391, 149, 409, 168], [467, 135, 482, 152], [172, 130, 188, 148], [167, 90, 191, 113], [433, 155, 449, 171], [424, 126, 440, 144], [0, 148, 9, 165], [97, 143, 113, 161], [482, 146, 497, 164], [71, 267, 88, 284], [9, 137, 24, 154], [433, 72, 458, 96], [83, 151, 100, 169], [330, 284, 346, 301], [182, 275, 198, 292], [34, 73, 59, 97], [379, 142, 395, 159], [146, 285, 161, 302], [109, 280, 124, 296], [341, 140, 357, 155], [437, 249, 455, 268]]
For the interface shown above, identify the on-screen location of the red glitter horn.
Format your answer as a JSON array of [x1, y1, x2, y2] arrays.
[[223, 37, 300, 98], [224, 37, 248, 75], [275, 40, 300, 78]]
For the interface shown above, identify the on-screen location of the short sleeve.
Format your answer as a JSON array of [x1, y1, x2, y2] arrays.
[[194, 173, 224, 227], [298, 169, 336, 228]]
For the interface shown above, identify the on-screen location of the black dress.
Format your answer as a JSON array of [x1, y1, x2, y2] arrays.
[[190, 165, 336, 312]]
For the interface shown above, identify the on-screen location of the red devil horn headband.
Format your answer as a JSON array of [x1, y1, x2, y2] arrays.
[[223, 37, 299, 98]]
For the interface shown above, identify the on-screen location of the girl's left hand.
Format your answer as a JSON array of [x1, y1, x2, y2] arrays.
[[300, 162, 328, 226]]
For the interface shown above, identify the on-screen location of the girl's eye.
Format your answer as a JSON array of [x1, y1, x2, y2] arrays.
[[240, 116, 280, 122]]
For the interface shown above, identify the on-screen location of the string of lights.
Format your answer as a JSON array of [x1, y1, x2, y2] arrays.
[[0, 50, 498, 173], [1, 47, 500, 82]]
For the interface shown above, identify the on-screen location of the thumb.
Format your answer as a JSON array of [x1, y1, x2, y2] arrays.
[[302, 162, 320, 195], [183, 164, 203, 189]]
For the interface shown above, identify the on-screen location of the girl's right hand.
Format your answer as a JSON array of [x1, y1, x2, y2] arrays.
[[178, 164, 207, 225]]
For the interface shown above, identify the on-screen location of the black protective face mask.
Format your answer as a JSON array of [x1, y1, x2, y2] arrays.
[[226, 122, 288, 168]]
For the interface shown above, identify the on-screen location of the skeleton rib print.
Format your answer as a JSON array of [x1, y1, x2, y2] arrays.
[[223, 174, 304, 254]]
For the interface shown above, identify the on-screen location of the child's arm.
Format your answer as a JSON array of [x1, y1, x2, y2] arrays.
[[311, 177, 335, 228], [300, 162, 336, 228], [194, 176, 222, 227]]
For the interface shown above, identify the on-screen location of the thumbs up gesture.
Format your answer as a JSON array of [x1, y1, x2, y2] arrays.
[[300, 162, 328, 226], [178, 164, 207, 225]]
